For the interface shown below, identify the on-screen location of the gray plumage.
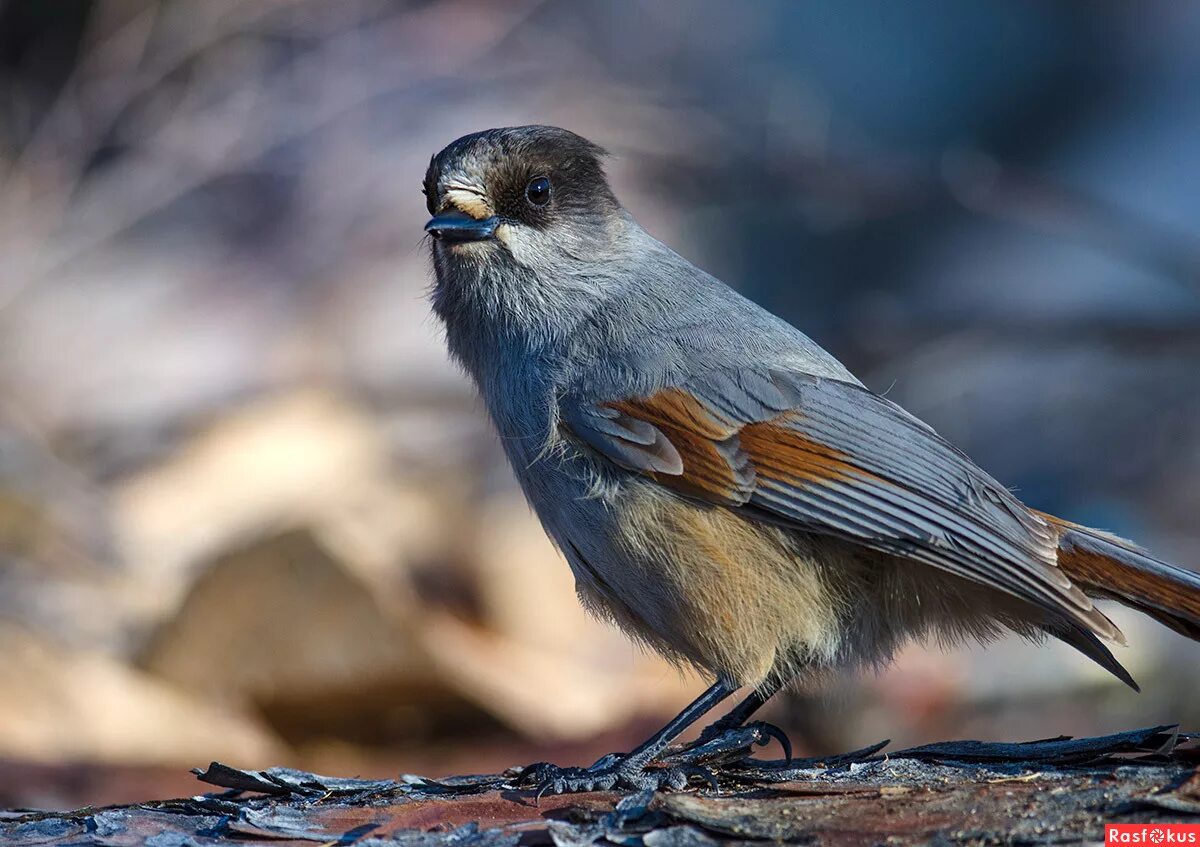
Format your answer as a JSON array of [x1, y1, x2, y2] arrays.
[[423, 126, 1200, 790]]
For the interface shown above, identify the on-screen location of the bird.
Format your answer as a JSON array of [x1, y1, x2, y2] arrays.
[[422, 124, 1200, 794]]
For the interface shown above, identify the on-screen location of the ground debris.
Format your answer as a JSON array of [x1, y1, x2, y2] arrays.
[[3, 728, 1198, 846]]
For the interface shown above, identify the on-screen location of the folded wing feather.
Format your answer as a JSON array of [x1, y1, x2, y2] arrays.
[[561, 368, 1122, 644]]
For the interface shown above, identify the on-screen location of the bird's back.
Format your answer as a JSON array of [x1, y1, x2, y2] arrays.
[[557, 227, 861, 404]]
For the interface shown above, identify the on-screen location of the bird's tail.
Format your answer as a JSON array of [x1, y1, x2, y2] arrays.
[[1040, 513, 1200, 641]]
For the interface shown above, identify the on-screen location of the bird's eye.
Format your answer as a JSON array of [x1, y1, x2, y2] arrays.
[[525, 176, 551, 207]]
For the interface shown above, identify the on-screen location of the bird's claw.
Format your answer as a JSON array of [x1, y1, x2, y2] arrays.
[[747, 720, 793, 764], [677, 721, 794, 766], [514, 757, 716, 799]]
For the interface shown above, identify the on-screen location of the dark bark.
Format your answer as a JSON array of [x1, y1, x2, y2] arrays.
[[3, 727, 1198, 846]]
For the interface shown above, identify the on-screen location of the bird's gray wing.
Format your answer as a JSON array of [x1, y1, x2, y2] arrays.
[[561, 368, 1122, 643]]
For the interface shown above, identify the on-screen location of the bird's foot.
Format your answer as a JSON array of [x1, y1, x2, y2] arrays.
[[514, 753, 716, 798]]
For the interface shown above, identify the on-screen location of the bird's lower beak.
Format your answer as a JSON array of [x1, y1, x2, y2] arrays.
[[425, 210, 499, 242]]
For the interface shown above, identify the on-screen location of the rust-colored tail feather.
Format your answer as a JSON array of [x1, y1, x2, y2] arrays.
[[1042, 514, 1200, 642]]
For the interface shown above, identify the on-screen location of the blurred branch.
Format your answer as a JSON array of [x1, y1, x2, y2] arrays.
[[0, 0, 358, 301], [0, 0, 547, 313]]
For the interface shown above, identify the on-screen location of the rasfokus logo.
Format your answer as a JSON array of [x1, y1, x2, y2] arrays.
[[1106, 825, 1200, 844]]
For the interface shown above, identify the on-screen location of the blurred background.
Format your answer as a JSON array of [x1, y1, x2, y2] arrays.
[[1, 0, 1199, 811]]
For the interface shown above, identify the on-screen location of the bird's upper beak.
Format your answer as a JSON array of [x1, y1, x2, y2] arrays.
[[425, 209, 499, 242]]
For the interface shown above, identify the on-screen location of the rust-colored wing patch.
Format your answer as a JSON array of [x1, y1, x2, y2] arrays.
[[605, 388, 751, 504], [602, 394, 876, 500], [741, 415, 872, 487], [609, 388, 737, 440]]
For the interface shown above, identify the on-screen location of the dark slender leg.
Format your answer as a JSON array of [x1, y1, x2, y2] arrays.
[[680, 676, 792, 762], [622, 678, 737, 764], [518, 678, 736, 794], [699, 677, 781, 736]]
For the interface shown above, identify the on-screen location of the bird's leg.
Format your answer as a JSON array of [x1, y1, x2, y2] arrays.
[[516, 678, 736, 795], [671, 677, 793, 763]]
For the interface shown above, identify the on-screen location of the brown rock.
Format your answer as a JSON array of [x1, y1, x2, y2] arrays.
[[0, 624, 281, 766], [138, 527, 494, 746]]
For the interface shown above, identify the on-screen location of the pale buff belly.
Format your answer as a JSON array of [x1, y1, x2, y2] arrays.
[[568, 481, 1045, 687], [582, 483, 848, 685]]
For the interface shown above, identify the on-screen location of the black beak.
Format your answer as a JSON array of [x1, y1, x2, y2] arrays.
[[425, 209, 499, 242]]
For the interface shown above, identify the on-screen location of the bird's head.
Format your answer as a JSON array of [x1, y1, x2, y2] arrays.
[[424, 126, 631, 344]]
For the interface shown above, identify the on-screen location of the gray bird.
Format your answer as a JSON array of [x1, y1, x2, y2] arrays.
[[423, 125, 1200, 794]]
